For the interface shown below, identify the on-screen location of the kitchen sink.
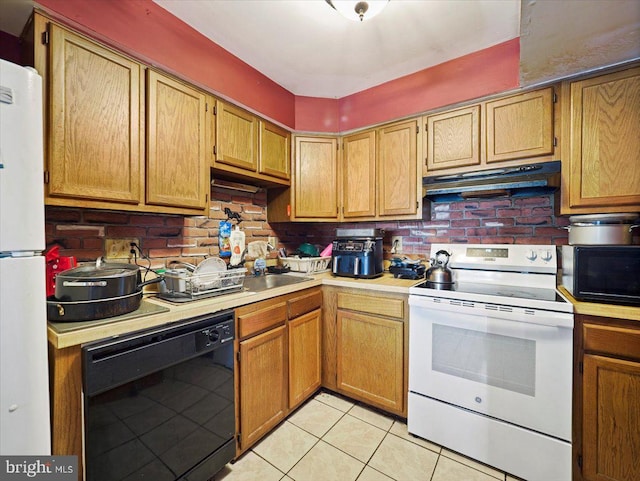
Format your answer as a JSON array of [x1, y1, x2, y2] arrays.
[[243, 274, 313, 292]]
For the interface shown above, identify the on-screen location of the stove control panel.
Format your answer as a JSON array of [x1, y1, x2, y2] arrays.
[[431, 243, 558, 274]]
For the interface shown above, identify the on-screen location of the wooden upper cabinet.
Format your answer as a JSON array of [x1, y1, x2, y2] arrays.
[[146, 70, 207, 210], [259, 121, 290, 180], [342, 130, 376, 219], [48, 24, 142, 204], [486, 88, 554, 163], [293, 136, 339, 220], [213, 102, 291, 185], [214, 101, 259, 171], [426, 105, 480, 171], [562, 67, 640, 213], [287, 122, 420, 222], [377, 119, 420, 218]]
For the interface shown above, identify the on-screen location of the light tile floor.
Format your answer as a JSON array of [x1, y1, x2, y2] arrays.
[[213, 391, 524, 481]]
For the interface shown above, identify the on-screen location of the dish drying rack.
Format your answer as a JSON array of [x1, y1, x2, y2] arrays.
[[279, 256, 331, 274], [160, 267, 247, 301]]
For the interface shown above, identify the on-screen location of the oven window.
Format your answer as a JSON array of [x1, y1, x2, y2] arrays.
[[85, 347, 234, 481], [432, 324, 536, 396]]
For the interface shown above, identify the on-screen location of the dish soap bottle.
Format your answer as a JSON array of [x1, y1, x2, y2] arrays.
[[218, 220, 232, 258], [229, 225, 246, 267]]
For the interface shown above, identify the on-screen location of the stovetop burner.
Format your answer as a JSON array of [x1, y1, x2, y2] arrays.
[[415, 281, 565, 302], [422, 280, 455, 290]]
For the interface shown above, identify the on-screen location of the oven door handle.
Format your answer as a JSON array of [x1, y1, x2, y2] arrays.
[[409, 295, 574, 329]]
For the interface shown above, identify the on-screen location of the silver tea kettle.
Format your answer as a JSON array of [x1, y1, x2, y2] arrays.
[[426, 250, 453, 284]]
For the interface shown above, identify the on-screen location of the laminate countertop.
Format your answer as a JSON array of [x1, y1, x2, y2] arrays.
[[48, 273, 640, 348], [48, 272, 422, 349], [558, 286, 640, 322]]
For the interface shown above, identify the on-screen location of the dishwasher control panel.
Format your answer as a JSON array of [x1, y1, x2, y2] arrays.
[[196, 318, 234, 351]]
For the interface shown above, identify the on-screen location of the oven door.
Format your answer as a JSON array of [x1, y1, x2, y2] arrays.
[[409, 295, 573, 441]]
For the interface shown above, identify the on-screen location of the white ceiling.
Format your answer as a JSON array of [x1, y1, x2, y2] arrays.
[[152, 0, 521, 98]]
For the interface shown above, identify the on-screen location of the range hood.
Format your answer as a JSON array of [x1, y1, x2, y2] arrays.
[[423, 160, 561, 202]]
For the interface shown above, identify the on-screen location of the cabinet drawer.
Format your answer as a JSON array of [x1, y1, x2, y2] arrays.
[[337, 292, 404, 320], [288, 289, 322, 319], [584, 323, 640, 360], [238, 302, 287, 338]]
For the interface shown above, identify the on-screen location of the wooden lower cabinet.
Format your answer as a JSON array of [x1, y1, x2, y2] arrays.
[[322, 287, 408, 417], [289, 309, 322, 409], [238, 325, 288, 450], [236, 288, 322, 454], [336, 310, 404, 413], [575, 315, 640, 481], [48, 344, 83, 481]]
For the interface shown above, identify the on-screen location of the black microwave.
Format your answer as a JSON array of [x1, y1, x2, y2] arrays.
[[561, 245, 640, 306]]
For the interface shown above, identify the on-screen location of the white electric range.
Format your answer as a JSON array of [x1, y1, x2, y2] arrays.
[[408, 243, 574, 481]]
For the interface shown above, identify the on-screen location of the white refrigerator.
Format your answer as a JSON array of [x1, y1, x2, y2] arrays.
[[0, 59, 51, 455]]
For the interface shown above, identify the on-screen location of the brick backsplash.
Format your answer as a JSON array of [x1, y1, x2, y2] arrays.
[[45, 187, 279, 268], [278, 195, 570, 260], [45, 190, 569, 267]]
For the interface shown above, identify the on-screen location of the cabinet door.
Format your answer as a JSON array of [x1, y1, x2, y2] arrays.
[[564, 67, 640, 211], [293, 136, 339, 219], [336, 310, 404, 413], [48, 24, 142, 203], [377, 119, 419, 217], [342, 131, 376, 219], [215, 101, 259, 171], [486, 88, 554, 163], [583, 354, 640, 481], [239, 325, 287, 450], [260, 121, 291, 180], [146, 70, 207, 209], [426, 105, 480, 171], [289, 309, 322, 409]]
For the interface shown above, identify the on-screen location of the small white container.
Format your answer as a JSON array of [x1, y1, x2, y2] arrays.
[[230, 226, 246, 266]]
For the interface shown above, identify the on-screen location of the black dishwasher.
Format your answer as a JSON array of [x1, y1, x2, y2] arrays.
[[82, 310, 235, 481]]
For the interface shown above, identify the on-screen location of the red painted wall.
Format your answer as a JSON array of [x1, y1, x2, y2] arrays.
[[337, 39, 520, 132], [36, 0, 520, 134], [293, 39, 519, 132], [294, 96, 340, 133]]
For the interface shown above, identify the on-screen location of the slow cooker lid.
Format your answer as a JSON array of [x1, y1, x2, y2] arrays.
[[58, 264, 138, 278]]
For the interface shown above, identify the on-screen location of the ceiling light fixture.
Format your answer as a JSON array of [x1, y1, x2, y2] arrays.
[[326, 0, 390, 22]]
